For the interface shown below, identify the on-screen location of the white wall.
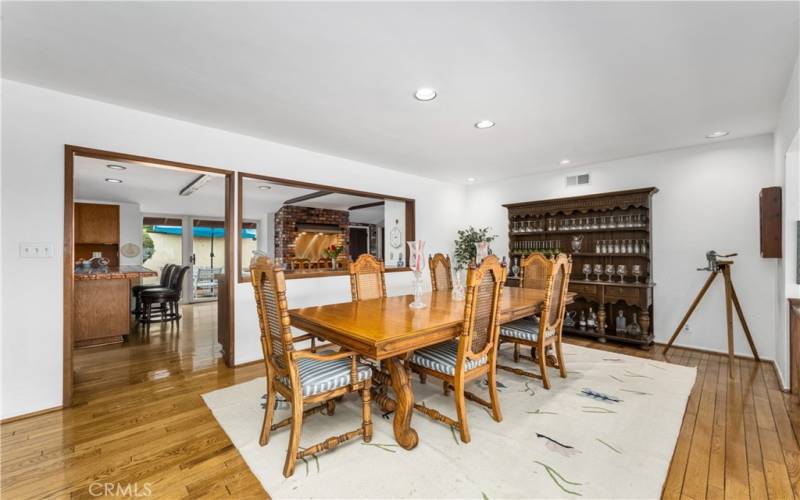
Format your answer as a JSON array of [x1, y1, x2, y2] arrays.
[[0, 80, 466, 418], [383, 199, 406, 268], [465, 135, 777, 359], [774, 56, 800, 388]]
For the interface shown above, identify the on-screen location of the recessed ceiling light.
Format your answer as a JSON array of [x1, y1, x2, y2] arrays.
[[466, 177, 476, 183], [559, 159, 571, 166], [414, 88, 437, 101], [105, 178, 123, 183], [705, 130, 729, 139], [474, 120, 495, 129], [106, 164, 127, 170], [258, 185, 272, 190]]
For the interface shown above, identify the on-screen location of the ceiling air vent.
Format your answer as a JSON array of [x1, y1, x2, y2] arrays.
[[566, 173, 590, 186]]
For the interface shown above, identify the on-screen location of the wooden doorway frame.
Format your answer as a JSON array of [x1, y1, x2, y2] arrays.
[[63, 145, 236, 407]]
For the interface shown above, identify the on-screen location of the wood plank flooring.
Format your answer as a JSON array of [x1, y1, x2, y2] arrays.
[[2, 303, 799, 499]]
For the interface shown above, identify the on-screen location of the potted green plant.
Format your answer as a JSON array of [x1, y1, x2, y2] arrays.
[[453, 226, 497, 270]]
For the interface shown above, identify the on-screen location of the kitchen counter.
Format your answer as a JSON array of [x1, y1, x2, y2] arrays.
[[73, 265, 157, 347], [74, 265, 157, 281]]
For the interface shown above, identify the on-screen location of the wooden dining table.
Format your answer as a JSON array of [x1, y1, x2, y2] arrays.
[[289, 287, 575, 450]]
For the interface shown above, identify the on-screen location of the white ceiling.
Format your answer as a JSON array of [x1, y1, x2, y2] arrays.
[[241, 177, 383, 219], [74, 156, 226, 217], [4, 2, 799, 183], [74, 159, 385, 220]]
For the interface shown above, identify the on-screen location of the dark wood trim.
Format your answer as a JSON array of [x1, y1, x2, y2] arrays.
[[224, 173, 236, 367], [502, 186, 659, 209], [405, 199, 415, 267], [237, 173, 245, 285], [237, 171, 416, 283], [349, 201, 385, 211], [64, 146, 75, 407], [0, 405, 62, 424], [237, 171, 413, 202], [65, 146, 237, 407], [284, 190, 333, 205], [63, 145, 232, 176]]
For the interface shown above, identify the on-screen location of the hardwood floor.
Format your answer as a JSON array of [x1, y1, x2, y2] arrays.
[[2, 308, 799, 498]]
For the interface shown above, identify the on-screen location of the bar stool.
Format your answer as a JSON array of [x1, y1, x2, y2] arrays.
[[139, 265, 190, 334], [132, 264, 177, 318]]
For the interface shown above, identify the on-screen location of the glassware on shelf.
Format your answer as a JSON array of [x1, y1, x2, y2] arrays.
[[605, 264, 615, 282], [582, 263, 592, 281], [632, 264, 642, 283], [591, 217, 599, 230], [626, 240, 633, 254], [616, 264, 627, 283], [595, 240, 601, 253], [593, 264, 603, 281], [608, 215, 616, 229], [613, 240, 621, 254], [633, 240, 640, 254], [641, 240, 648, 254]]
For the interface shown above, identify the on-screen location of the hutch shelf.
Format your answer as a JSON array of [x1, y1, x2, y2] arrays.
[[503, 187, 658, 348]]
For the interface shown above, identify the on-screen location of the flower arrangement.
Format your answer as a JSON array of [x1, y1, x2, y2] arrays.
[[323, 244, 344, 260]]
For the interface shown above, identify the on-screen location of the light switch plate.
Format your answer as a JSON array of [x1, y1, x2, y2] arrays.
[[20, 242, 54, 258]]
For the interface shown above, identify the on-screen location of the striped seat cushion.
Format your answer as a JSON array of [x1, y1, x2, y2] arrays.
[[500, 318, 555, 342], [280, 358, 372, 397], [409, 341, 487, 375]]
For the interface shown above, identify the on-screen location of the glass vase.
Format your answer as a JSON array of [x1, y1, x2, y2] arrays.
[[452, 269, 466, 301], [409, 270, 426, 309]]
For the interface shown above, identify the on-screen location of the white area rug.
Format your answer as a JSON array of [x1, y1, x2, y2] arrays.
[[203, 344, 696, 499]]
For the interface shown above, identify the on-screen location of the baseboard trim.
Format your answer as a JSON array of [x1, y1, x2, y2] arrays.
[[0, 405, 62, 424], [654, 342, 790, 392], [233, 359, 263, 369], [653, 341, 770, 362]]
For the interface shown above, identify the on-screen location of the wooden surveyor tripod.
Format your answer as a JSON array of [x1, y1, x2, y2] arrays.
[[663, 252, 758, 378]]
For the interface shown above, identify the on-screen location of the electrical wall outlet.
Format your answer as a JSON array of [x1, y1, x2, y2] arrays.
[[20, 242, 54, 258]]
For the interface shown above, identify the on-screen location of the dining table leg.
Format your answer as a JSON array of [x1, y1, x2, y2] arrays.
[[385, 356, 419, 450]]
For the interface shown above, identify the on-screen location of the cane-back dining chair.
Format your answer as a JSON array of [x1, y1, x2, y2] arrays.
[[429, 253, 453, 291], [348, 254, 387, 301], [499, 253, 572, 389], [508, 253, 549, 362], [407, 255, 507, 443], [250, 256, 373, 477]]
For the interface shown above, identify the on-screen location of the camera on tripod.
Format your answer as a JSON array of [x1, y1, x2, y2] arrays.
[[697, 250, 738, 273]]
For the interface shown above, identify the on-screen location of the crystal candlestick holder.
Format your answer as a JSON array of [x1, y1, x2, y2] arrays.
[[409, 271, 426, 309]]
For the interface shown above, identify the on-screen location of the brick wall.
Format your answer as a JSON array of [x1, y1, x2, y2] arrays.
[[274, 206, 350, 259]]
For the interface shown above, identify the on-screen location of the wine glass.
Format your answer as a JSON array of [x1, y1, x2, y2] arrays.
[[605, 264, 615, 282], [616, 264, 627, 283], [582, 263, 591, 281], [593, 264, 603, 281], [632, 264, 642, 283]]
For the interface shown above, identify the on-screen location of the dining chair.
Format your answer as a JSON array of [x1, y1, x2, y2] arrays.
[[407, 255, 507, 443], [509, 253, 550, 362], [428, 253, 453, 291], [250, 256, 373, 477], [348, 254, 387, 301], [498, 253, 572, 389]]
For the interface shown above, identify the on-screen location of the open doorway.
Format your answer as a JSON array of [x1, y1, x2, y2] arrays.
[[63, 146, 235, 406]]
